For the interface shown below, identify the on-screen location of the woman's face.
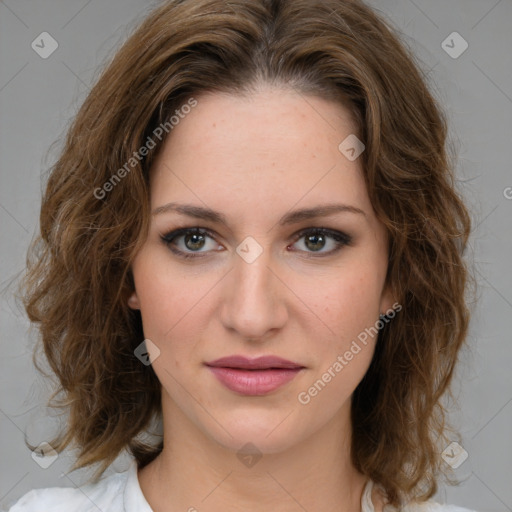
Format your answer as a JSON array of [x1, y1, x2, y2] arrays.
[[128, 86, 395, 454]]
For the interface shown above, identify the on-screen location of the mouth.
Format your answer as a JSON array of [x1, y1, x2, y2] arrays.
[[205, 355, 305, 396]]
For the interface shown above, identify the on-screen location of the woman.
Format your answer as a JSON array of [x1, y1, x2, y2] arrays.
[[8, 0, 476, 510]]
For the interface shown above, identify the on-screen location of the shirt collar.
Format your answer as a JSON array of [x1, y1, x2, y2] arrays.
[[123, 459, 154, 512]]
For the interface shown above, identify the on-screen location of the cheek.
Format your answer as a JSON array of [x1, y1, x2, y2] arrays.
[[131, 250, 218, 352], [295, 273, 382, 411], [303, 265, 383, 341]]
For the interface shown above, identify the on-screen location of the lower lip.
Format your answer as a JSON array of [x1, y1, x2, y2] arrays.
[[206, 366, 302, 395]]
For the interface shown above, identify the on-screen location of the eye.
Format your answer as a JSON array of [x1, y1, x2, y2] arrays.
[[289, 228, 352, 256], [161, 228, 221, 258], [161, 226, 352, 260]]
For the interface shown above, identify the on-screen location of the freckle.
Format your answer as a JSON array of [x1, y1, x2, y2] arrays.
[[212, 123, 216, 128]]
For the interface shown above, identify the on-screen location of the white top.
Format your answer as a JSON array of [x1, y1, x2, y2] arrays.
[[4, 459, 477, 512]]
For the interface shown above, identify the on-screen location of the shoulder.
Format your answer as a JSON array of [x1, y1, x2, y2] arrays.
[[399, 501, 478, 512], [370, 482, 476, 512], [4, 468, 128, 512]]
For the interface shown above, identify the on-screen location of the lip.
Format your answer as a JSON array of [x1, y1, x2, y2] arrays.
[[205, 355, 305, 396], [206, 355, 303, 370]]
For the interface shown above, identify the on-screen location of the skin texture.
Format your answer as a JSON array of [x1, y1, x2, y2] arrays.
[[128, 86, 393, 512]]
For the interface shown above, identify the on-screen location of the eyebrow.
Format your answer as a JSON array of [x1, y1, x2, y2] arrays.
[[152, 202, 366, 227]]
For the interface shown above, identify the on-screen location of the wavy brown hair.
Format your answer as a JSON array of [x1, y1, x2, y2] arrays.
[[22, 0, 474, 506]]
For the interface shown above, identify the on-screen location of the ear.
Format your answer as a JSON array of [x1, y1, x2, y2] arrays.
[[127, 290, 141, 310], [379, 282, 397, 316]]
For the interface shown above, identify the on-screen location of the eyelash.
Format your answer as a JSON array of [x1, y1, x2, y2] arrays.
[[160, 227, 352, 260]]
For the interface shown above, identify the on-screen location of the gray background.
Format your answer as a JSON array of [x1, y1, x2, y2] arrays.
[[1, 0, 511, 510]]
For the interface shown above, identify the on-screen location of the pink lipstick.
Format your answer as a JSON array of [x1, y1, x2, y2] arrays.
[[205, 355, 304, 396]]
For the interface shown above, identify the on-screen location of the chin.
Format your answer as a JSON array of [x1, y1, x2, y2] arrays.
[[199, 408, 308, 456]]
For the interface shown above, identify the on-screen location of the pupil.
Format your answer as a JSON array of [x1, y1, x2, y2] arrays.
[[185, 233, 205, 250], [305, 233, 325, 251]]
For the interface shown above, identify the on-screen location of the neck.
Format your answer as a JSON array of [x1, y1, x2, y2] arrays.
[[138, 394, 372, 512]]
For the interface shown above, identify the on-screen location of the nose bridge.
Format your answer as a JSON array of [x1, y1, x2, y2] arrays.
[[220, 241, 287, 339]]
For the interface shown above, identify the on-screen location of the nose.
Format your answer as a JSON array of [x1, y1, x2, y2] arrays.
[[219, 245, 288, 342]]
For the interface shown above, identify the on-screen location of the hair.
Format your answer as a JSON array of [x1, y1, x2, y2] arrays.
[[22, 0, 474, 507]]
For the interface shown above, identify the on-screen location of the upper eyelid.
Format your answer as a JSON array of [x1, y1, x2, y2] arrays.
[[291, 226, 351, 240]]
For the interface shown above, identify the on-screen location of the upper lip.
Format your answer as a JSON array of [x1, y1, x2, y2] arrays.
[[205, 355, 304, 370]]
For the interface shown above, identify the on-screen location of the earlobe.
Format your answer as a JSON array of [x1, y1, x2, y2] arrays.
[[127, 291, 141, 310], [379, 285, 397, 317]]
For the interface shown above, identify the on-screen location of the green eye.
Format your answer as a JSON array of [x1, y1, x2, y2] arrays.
[[161, 228, 218, 259], [161, 227, 352, 260], [291, 228, 352, 255]]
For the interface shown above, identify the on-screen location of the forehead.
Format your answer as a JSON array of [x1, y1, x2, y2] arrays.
[[149, 87, 373, 225]]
